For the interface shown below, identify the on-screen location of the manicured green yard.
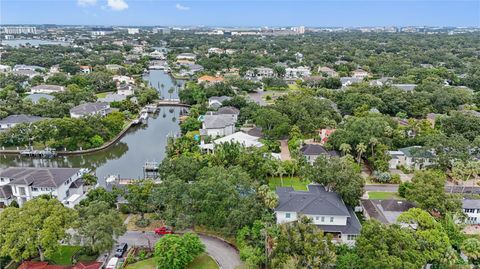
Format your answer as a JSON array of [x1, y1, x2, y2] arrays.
[[95, 91, 113, 98], [46, 246, 81, 265], [187, 254, 219, 269], [268, 177, 311, 191], [125, 258, 156, 269], [368, 191, 403, 200]]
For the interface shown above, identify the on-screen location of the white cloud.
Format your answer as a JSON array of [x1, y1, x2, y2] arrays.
[[77, 0, 97, 7], [107, 0, 128, 11], [175, 3, 190, 11]]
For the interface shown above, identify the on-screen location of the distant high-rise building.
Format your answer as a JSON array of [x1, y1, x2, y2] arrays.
[[153, 27, 171, 34], [298, 26, 305, 34], [2, 26, 37, 34], [127, 28, 139, 34]]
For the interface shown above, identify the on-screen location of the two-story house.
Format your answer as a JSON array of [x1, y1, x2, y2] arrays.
[[300, 144, 340, 164], [0, 167, 88, 207], [275, 185, 361, 244], [463, 199, 480, 224], [200, 114, 236, 137], [70, 102, 111, 118], [388, 146, 434, 170]]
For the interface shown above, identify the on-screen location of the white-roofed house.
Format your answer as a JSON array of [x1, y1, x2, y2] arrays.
[[463, 199, 480, 224], [200, 131, 264, 152], [200, 114, 236, 137], [30, 84, 65, 94]]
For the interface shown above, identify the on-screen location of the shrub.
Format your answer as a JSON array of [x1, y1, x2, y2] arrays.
[[119, 204, 131, 214], [135, 218, 151, 228], [398, 182, 413, 198]]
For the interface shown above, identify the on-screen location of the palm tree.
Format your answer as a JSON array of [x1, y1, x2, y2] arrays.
[[276, 164, 287, 187], [369, 137, 378, 157], [339, 143, 352, 156], [355, 143, 367, 165], [462, 238, 480, 261]]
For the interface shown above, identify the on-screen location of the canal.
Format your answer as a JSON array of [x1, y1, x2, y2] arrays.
[[0, 70, 185, 182]]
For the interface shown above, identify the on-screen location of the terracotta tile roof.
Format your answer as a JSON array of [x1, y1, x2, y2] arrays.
[[198, 75, 224, 83]]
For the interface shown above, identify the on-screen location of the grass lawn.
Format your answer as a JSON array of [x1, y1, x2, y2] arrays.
[[46, 246, 81, 265], [288, 84, 300, 90], [127, 213, 165, 232], [95, 91, 112, 98], [187, 254, 219, 269], [125, 258, 156, 269], [268, 176, 311, 191], [368, 191, 403, 200]]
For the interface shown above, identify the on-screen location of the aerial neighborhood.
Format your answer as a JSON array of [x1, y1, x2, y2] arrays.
[[0, 15, 479, 269]]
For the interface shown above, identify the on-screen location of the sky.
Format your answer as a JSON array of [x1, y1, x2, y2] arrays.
[[0, 0, 479, 27]]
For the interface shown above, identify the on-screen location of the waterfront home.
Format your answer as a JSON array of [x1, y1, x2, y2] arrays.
[[463, 199, 480, 224], [177, 63, 204, 76], [176, 53, 197, 62], [300, 144, 340, 164], [70, 102, 111, 118], [0, 167, 88, 207], [0, 114, 47, 130], [198, 75, 225, 86], [113, 75, 135, 85], [200, 114, 236, 137], [98, 93, 127, 103], [117, 84, 135, 96], [275, 185, 361, 244], [200, 131, 264, 152], [30, 84, 65, 94], [24, 93, 55, 104], [208, 96, 231, 109], [388, 146, 434, 170]]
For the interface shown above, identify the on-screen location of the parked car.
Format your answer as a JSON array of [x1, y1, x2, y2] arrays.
[[114, 243, 128, 258], [154, 226, 173, 235], [105, 257, 119, 269]]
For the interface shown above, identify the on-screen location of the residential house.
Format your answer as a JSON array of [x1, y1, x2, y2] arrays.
[[18, 261, 102, 269], [352, 69, 370, 79], [117, 84, 135, 96], [30, 84, 65, 94], [113, 75, 135, 85], [178, 63, 204, 76], [0, 167, 88, 207], [0, 64, 11, 73], [285, 66, 311, 79], [300, 144, 340, 164], [275, 185, 361, 244], [24, 93, 55, 104], [106, 64, 124, 71], [0, 114, 47, 130], [318, 66, 338, 77], [217, 106, 240, 122], [70, 102, 111, 118], [340, 77, 362, 87], [197, 75, 224, 86], [200, 131, 264, 152], [98, 93, 127, 103], [13, 69, 40, 79], [80, 65, 92, 74], [318, 128, 336, 145], [0, 185, 13, 207], [225, 49, 236, 55], [361, 199, 415, 224], [392, 84, 417, 92], [208, 96, 231, 110], [245, 67, 275, 80], [388, 146, 434, 170], [176, 53, 197, 62], [208, 47, 225, 54], [463, 199, 480, 224], [13, 64, 45, 72], [200, 114, 236, 137]]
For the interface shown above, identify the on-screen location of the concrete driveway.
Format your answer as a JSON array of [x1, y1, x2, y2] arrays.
[[117, 231, 242, 269]]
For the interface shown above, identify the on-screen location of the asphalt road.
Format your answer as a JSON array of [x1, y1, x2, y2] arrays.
[[117, 231, 242, 269], [365, 184, 480, 194]]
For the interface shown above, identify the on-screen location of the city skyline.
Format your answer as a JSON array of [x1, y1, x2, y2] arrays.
[[1, 0, 479, 27]]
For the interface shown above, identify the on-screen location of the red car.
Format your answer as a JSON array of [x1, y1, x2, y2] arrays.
[[154, 226, 173, 235]]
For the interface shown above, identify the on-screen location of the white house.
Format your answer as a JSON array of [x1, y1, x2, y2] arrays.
[[208, 96, 231, 110], [275, 185, 361, 244], [200, 131, 264, 152], [176, 53, 197, 61], [352, 69, 370, 79], [0, 167, 88, 207], [463, 199, 480, 224], [200, 114, 236, 137], [0, 64, 11, 73], [285, 66, 311, 79], [208, 48, 225, 54], [70, 102, 111, 118], [388, 146, 434, 170], [217, 106, 240, 122], [117, 85, 135, 96], [245, 67, 275, 80], [113, 75, 135, 85], [30, 84, 65, 94], [318, 66, 338, 77]]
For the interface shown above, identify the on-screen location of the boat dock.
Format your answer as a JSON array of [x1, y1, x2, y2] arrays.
[[20, 148, 57, 158]]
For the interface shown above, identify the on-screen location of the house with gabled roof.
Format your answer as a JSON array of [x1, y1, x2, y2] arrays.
[[300, 144, 340, 164], [275, 185, 361, 244], [0, 167, 88, 207]]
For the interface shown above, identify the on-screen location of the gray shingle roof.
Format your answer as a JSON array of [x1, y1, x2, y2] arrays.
[[24, 93, 55, 103], [300, 144, 339, 157], [218, 106, 240, 115], [0, 114, 47, 125], [30, 85, 65, 92], [392, 84, 417, 91], [276, 185, 350, 216], [0, 167, 81, 188], [0, 185, 12, 199], [463, 199, 480, 209], [70, 102, 109, 116], [203, 114, 236, 129]]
